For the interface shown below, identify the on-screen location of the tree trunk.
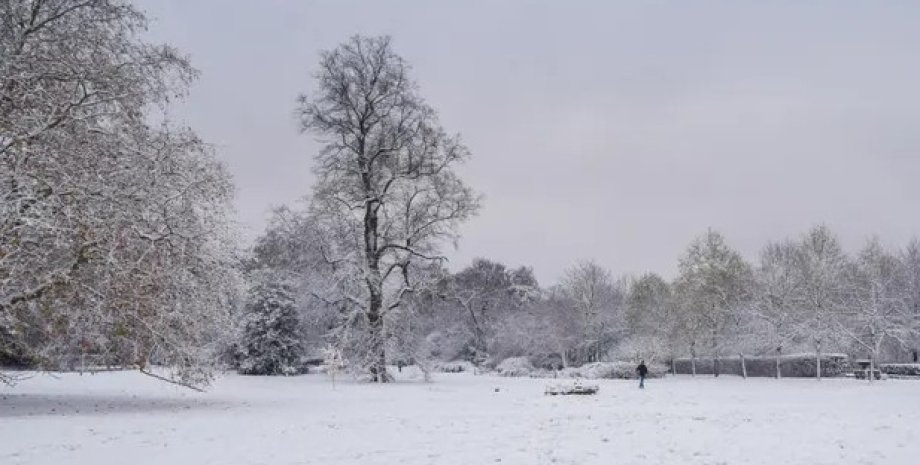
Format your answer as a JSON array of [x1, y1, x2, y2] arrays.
[[713, 354, 720, 377], [815, 339, 822, 381], [868, 352, 875, 384], [366, 291, 388, 382], [740, 352, 747, 379], [670, 358, 676, 376], [775, 346, 782, 379], [464, 303, 487, 355], [690, 345, 697, 377], [364, 194, 389, 383]]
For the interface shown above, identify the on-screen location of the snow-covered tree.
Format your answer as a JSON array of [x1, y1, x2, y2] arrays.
[[839, 239, 911, 382], [559, 260, 626, 364], [249, 204, 339, 355], [622, 273, 676, 366], [751, 240, 805, 378], [0, 0, 240, 388], [237, 275, 304, 376], [674, 230, 753, 377], [295, 35, 480, 382], [900, 239, 920, 362], [791, 225, 850, 380], [439, 259, 539, 362]]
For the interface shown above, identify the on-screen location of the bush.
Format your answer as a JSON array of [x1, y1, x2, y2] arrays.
[[530, 353, 565, 371], [673, 353, 850, 377], [496, 357, 535, 377], [879, 363, 920, 377], [433, 361, 477, 373]]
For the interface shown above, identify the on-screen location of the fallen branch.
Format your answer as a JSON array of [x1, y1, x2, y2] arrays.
[[138, 368, 206, 392]]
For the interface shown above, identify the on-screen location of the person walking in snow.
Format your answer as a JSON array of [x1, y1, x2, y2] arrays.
[[636, 360, 648, 389]]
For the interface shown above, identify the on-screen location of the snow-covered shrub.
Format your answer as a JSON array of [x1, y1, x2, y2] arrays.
[[236, 275, 305, 376], [528, 369, 556, 378], [553, 362, 666, 380], [530, 353, 566, 371], [433, 361, 477, 373], [497, 357, 535, 377], [879, 363, 920, 377], [581, 362, 621, 379]]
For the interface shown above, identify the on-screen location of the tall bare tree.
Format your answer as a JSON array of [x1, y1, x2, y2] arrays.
[[296, 36, 479, 381]]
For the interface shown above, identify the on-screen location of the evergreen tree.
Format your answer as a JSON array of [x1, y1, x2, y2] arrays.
[[237, 276, 304, 375]]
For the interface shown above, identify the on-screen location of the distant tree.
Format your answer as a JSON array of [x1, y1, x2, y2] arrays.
[[622, 273, 676, 367], [441, 258, 539, 362], [752, 240, 805, 378], [491, 286, 574, 369], [249, 205, 339, 355], [900, 239, 920, 362], [296, 35, 480, 381], [840, 239, 911, 382], [237, 275, 304, 376], [560, 260, 626, 364], [674, 230, 753, 377], [625, 273, 672, 335], [792, 225, 850, 380]]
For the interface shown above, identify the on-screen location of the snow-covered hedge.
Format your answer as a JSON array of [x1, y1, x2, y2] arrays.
[[673, 354, 850, 378], [495, 358, 665, 379], [496, 357, 535, 377], [879, 363, 920, 377]]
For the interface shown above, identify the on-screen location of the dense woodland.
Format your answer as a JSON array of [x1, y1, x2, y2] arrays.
[[2, 0, 919, 387]]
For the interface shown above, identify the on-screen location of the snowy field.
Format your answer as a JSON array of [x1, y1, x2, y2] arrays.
[[2, 370, 919, 465]]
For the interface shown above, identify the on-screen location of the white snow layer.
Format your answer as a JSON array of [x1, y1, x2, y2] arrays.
[[2, 369, 919, 465]]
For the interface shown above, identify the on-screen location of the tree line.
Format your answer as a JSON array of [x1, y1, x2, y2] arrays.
[[249, 207, 920, 381]]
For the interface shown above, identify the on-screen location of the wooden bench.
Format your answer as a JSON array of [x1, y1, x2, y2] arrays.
[[853, 369, 882, 380]]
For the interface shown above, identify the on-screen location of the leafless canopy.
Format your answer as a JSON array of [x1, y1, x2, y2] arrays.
[[296, 35, 480, 381]]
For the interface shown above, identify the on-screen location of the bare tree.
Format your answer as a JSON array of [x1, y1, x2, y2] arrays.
[[559, 260, 625, 364], [438, 259, 538, 362], [752, 240, 805, 378], [674, 230, 753, 377], [840, 239, 912, 382], [623, 273, 676, 368], [900, 239, 920, 362], [792, 225, 849, 380], [296, 36, 480, 381], [247, 204, 342, 359]]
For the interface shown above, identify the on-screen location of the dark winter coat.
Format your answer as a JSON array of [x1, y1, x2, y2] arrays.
[[636, 363, 648, 377]]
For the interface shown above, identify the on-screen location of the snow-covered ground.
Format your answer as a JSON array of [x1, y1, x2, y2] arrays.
[[2, 370, 918, 465]]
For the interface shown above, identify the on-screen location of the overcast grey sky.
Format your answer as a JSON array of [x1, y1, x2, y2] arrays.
[[139, 0, 920, 285]]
